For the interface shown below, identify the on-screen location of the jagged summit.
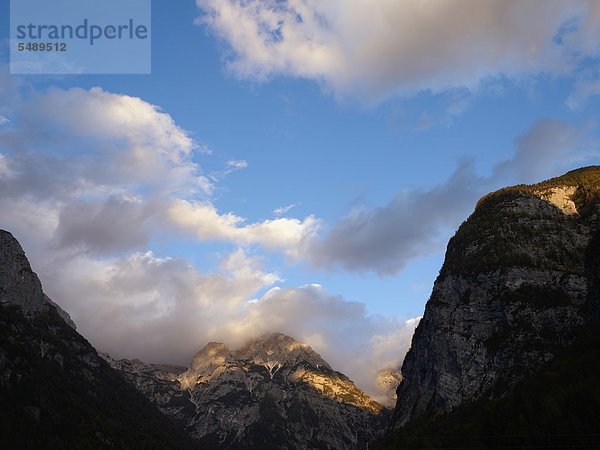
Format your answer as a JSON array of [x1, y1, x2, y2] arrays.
[[187, 333, 331, 380], [189, 341, 231, 372], [238, 332, 330, 369], [108, 331, 388, 449]]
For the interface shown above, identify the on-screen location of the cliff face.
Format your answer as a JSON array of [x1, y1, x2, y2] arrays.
[[106, 333, 389, 449], [391, 167, 600, 428], [0, 230, 196, 449]]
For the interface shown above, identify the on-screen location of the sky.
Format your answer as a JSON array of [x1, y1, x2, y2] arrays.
[[1, 0, 600, 403]]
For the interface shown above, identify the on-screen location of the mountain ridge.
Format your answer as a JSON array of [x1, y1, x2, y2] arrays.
[[105, 331, 389, 449]]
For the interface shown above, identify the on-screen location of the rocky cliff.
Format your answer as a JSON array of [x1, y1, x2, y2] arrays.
[[0, 230, 196, 449], [105, 333, 389, 449], [390, 167, 600, 428]]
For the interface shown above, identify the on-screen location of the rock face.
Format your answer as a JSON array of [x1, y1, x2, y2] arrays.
[[0, 230, 75, 327], [391, 167, 600, 428], [106, 333, 389, 449], [0, 230, 196, 449], [0, 231, 47, 312]]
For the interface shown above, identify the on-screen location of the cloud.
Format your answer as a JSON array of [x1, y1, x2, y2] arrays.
[[226, 159, 248, 170], [311, 159, 486, 275], [0, 86, 317, 257], [38, 249, 279, 364], [209, 159, 249, 181], [167, 199, 319, 256], [566, 75, 600, 110], [310, 119, 600, 275], [196, 0, 600, 101], [0, 86, 208, 203], [493, 119, 598, 183], [37, 246, 417, 403], [56, 196, 154, 254], [274, 203, 298, 216], [236, 284, 420, 403]]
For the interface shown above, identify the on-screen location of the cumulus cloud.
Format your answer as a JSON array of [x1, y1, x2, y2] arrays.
[[167, 200, 319, 256], [16, 87, 209, 196], [39, 249, 279, 364], [0, 86, 318, 256], [196, 0, 600, 101], [311, 119, 600, 275], [36, 247, 417, 402]]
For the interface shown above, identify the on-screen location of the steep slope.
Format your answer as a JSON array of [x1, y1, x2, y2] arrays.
[[0, 230, 197, 449], [378, 333, 600, 449], [106, 333, 389, 449], [390, 166, 600, 429]]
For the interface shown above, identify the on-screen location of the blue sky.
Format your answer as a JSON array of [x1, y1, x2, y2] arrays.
[[1, 0, 599, 401]]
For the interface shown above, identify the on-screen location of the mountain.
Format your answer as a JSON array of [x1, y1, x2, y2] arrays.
[[0, 230, 197, 449], [105, 333, 389, 449], [384, 167, 600, 446]]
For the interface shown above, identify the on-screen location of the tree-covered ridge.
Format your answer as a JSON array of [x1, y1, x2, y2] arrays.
[[476, 165, 600, 213], [441, 167, 600, 277]]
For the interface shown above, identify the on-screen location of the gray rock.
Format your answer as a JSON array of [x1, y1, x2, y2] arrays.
[[390, 167, 600, 428], [0, 230, 47, 312], [0, 230, 76, 328], [105, 332, 389, 449]]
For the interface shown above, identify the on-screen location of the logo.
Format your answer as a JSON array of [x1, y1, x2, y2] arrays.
[[10, 0, 151, 74]]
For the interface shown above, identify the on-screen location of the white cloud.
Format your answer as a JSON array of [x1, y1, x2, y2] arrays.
[[37, 247, 279, 365], [274, 203, 298, 216], [0, 86, 317, 257], [21, 87, 209, 196], [197, 0, 600, 101], [167, 199, 319, 256], [28, 87, 194, 159], [226, 159, 248, 170], [209, 159, 249, 180]]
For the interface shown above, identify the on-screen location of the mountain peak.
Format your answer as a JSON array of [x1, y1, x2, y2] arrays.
[[0, 230, 76, 328], [111, 331, 388, 448], [189, 342, 231, 372], [237, 332, 332, 370], [0, 230, 47, 312]]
